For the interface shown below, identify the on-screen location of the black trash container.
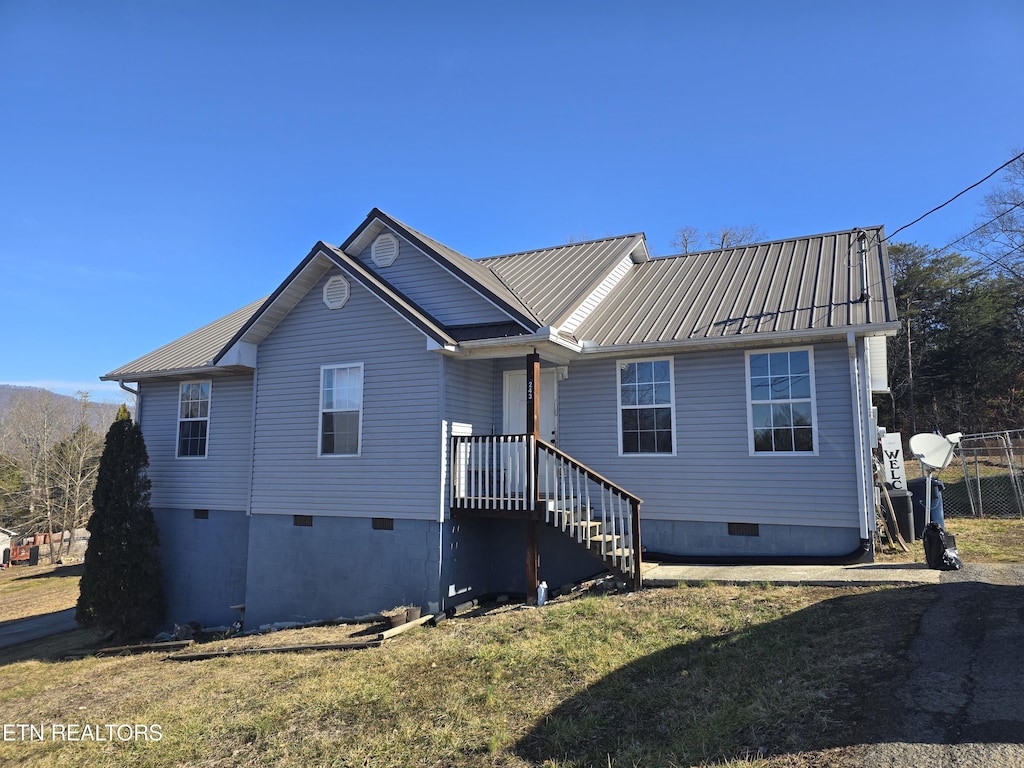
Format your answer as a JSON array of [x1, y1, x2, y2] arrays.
[[908, 477, 944, 537], [887, 488, 915, 543]]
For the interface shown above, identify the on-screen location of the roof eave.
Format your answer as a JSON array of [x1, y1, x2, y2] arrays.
[[99, 363, 254, 383]]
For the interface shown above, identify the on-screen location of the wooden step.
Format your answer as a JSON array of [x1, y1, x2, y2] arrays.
[[589, 533, 620, 553], [600, 547, 633, 560]]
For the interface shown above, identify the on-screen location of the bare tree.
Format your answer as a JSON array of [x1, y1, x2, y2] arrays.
[[670, 225, 702, 253], [963, 150, 1024, 279], [0, 390, 70, 536], [670, 224, 768, 253], [49, 394, 103, 560], [0, 390, 103, 560]]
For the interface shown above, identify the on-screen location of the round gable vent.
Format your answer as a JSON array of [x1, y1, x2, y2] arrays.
[[371, 232, 399, 267], [323, 275, 350, 310]]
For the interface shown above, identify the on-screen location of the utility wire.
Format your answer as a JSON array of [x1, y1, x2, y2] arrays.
[[884, 149, 1024, 243], [932, 198, 1024, 255]]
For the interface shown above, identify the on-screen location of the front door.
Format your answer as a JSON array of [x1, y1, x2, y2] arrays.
[[504, 368, 558, 498], [503, 369, 557, 443]]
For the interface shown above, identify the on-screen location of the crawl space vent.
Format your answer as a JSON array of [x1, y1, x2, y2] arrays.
[[323, 275, 350, 310], [371, 232, 399, 267]]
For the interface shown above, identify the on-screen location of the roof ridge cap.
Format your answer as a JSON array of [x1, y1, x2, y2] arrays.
[[480, 232, 644, 261]]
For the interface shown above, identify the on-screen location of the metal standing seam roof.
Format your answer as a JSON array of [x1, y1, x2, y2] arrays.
[[101, 297, 268, 381], [573, 227, 897, 347], [101, 220, 898, 381], [480, 233, 646, 328]]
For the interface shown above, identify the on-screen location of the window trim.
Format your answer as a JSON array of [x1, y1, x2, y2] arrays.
[[616, 356, 677, 457], [176, 380, 211, 459], [318, 363, 364, 458], [745, 347, 819, 456]]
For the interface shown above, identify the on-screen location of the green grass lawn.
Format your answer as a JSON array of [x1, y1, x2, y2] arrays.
[[0, 563, 83, 623], [0, 518, 1019, 766], [0, 583, 931, 768]]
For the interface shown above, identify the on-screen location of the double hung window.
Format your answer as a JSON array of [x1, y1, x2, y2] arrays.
[[618, 358, 675, 455], [748, 349, 816, 453], [177, 381, 210, 458], [320, 364, 363, 456]]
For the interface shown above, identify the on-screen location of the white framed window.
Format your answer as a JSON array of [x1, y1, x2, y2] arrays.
[[617, 358, 675, 455], [319, 364, 363, 456], [746, 348, 817, 454], [177, 380, 211, 458]]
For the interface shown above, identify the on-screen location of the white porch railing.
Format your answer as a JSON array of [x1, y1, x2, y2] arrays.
[[450, 435, 534, 511], [450, 435, 642, 586]]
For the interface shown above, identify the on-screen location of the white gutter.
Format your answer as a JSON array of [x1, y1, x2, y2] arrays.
[[454, 326, 582, 359], [577, 323, 900, 360]]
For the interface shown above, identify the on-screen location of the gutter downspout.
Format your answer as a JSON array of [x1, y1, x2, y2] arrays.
[[848, 332, 871, 548], [245, 368, 258, 516], [117, 380, 140, 421]]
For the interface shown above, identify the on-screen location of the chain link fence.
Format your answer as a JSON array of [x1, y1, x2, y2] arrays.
[[934, 430, 1024, 518]]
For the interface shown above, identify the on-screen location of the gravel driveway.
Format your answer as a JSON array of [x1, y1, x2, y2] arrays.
[[855, 563, 1024, 768]]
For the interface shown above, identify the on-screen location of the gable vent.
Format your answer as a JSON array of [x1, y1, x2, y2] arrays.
[[323, 275, 351, 310], [371, 232, 399, 267]]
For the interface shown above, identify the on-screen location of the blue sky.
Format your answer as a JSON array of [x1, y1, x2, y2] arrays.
[[2, 1, 1022, 403]]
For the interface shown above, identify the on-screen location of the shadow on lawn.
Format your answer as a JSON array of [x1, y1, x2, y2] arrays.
[[0, 626, 104, 667], [514, 585, 937, 766], [10, 563, 84, 581]]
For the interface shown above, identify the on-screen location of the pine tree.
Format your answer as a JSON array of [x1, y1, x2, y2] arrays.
[[75, 404, 165, 640]]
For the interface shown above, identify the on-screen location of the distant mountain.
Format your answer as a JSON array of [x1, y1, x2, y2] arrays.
[[0, 385, 129, 434]]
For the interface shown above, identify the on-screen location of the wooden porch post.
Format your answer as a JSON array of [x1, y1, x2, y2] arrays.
[[631, 499, 643, 589], [526, 352, 541, 604]]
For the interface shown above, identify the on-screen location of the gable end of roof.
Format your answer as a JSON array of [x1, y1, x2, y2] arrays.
[[342, 208, 542, 332]]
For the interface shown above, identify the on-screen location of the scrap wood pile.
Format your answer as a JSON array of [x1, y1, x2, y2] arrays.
[[876, 482, 911, 553], [94, 576, 621, 662], [93, 611, 438, 661]]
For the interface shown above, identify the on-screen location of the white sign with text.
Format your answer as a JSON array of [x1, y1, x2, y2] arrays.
[[880, 432, 907, 490]]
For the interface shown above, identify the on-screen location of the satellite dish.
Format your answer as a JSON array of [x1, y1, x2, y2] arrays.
[[908, 432, 963, 529], [909, 433, 957, 471]]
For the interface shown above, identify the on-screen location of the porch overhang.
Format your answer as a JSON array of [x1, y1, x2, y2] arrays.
[[449, 326, 581, 364]]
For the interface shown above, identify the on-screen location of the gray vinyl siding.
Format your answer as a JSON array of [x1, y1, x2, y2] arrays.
[[557, 342, 859, 530], [354, 239, 511, 327], [250, 269, 442, 520], [444, 358, 495, 433], [138, 374, 254, 511]]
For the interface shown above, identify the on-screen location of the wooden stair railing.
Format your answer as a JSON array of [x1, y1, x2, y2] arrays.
[[535, 438, 642, 588], [450, 435, 643, 587]]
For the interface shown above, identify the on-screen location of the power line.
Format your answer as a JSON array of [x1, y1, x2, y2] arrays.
[[932, 198, 1024, 256], [885, 149, 1024, 243]]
